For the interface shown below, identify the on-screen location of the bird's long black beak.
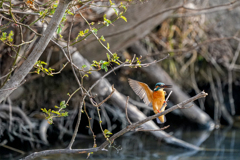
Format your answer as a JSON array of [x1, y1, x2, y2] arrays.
[[163, 85, 172, 88]]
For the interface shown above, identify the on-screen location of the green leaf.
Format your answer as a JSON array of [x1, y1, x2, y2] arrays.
[[61, 14, 67, 22], [41, 108, 47, 113], [2, 32, 7, 37], [49, 68, 55, 72], [9, 31, 14, 37], [109, 0, 113, 5], [57, 25, 62, 34], [120, 3, 127, 12], [52, 110, 60, 115], [92, 28, 98, 35], [50, 8, 56, 15], [7, 31, 14, 42], [103, 14, 112, 26], [106, 53, 110, 61], [61, 112, 68, 117], [53, 2, 58, 8], [60, 100, 66, 109], [0, 32, 7, 41], [120, 15, 127, 22], [104, 66, 108, 72], [107, 43, 110, 49], [113, 8, 118, 16], [39, 11, 43, 16], [84, 29, 89, 34], [103, 129, 112, 135], [93, 60, 99, 65], [100, 35, 105, 41], [113, 53, 119, 60], [82, 64, 87, 69], [101, 64, 104, 69], [112, 60, 120, 65], [103, 61, 110, 65], [67, 9, 74, 15]]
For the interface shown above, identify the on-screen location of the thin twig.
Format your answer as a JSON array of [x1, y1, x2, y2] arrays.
[[0, 14, 40, 36], [125, 96, 132, 125], [136, 125, 170, 131], [0, 80, 26, 92], [0, 9, 52, 17], [92, 85, 116, 107], [0, 143, 25, 155], [178, 104, 193, 109], [124, 54, 170, 67], [83, 102, 97, 148], [74, 0, 93, 13], [166, 91, 172, 102], [159, 90, 172, 111], [0, 66, 17, 80]]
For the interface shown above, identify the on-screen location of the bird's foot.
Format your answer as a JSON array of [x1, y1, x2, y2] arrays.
[[157, 109, 160, 113], [163, 100, 167, 106]]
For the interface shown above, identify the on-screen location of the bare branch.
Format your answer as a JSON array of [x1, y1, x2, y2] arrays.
[[136, 125, 170, 132], [0, 9, 52, 17], [92, 85, 116, 107], [125, 96, 132, 125], [21, 147, 100, 160]]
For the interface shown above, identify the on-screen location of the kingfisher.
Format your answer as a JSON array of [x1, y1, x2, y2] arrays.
[[128, 78, 172, 124]]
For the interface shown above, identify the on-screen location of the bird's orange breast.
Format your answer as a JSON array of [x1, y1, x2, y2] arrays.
[[152, 90, 165, 114], [152, 90, 167, 124]]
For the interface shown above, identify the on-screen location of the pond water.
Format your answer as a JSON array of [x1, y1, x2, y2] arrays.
[[29, 119, 240, 160]]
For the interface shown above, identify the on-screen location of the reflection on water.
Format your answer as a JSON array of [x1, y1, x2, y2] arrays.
[[30, 122, 240, 160]]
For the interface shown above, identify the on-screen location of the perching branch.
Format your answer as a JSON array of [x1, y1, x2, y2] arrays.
[[99, 91, 207, 150]]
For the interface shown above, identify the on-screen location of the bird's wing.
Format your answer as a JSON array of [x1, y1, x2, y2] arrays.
[[128, 78, 153, 105]]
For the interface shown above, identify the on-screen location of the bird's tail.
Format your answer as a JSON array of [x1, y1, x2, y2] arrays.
[[156, 115, 166, 124]]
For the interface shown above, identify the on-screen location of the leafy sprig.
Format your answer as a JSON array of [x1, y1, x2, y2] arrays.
[[41, 101, 68, 124], [33, 60, 55, 76]]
